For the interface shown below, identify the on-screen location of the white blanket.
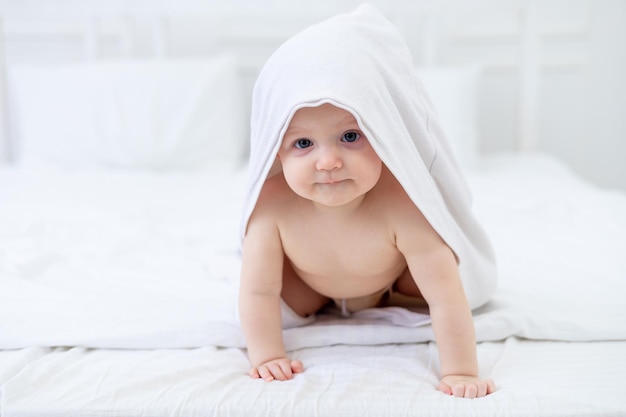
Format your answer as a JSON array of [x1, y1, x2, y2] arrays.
[[1, 154, 625, 350], [242, 4, 497, 310]]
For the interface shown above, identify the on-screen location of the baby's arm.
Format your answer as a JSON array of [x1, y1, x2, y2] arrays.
[[396, 212, 495, 398], [408, 244, 495, 398], [239, 210, 302, 381], [410, 246, 495, 398]]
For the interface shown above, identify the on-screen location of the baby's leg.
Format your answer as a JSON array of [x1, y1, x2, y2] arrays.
[[281, 258, 330, 318], [388, 267, 428, 308]]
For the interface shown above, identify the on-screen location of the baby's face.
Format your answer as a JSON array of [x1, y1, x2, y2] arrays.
[[278, 104, 382, 208]]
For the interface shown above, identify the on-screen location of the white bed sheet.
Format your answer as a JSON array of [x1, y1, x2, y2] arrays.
[[1, 153, 626, 416], [1, 340, 625, 417], [0, 166, 246, 349]]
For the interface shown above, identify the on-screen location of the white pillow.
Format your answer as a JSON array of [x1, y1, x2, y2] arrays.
[[9, 55, 246, 171], [416, 66, 481, 169]]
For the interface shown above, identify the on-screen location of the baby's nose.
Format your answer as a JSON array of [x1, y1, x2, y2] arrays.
[[315, 147, 342, 171]]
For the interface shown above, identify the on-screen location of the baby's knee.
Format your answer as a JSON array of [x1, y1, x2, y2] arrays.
[[280, 298, 317, 329]]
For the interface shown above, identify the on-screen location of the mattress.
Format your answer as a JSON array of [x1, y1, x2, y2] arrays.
[[1, 153, 625, 416]]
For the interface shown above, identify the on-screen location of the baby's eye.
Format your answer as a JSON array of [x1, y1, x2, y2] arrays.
[[294, 138, 313, 149], [341, 131, 361, 143]]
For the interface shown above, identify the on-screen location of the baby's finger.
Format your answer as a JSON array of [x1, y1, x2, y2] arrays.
[[452, 384, 466, 398], [291, 360, 304, 374], [276, 361, 294, 380], [486, 379, 496, 394], [463, 383, 478, 399], [436, 382, 452, 395], [248, 368, 261, 379], [257, 366, 276, 382], [267, 362, 288, 381], [476, 381, 488, 398]]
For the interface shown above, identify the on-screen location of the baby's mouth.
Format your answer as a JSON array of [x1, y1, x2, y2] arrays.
[[320, 178, 345, 185]]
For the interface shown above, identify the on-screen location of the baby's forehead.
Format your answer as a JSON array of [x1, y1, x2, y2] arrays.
[[286, 103, 359, 130]]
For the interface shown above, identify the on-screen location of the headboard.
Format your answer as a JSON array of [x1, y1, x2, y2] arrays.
[[0, 0, 592, 168]]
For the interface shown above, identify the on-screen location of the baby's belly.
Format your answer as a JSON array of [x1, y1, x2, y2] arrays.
[[293, 261, 407, 300]]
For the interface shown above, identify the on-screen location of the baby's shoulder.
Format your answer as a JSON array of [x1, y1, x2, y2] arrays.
[[246, 175, 295, 235], [372, 173, 433, 232], [254, 174, 297, 213], [373, 171, 419, 212]]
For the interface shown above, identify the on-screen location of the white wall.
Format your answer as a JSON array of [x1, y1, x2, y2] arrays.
[[1, 0, 625, 191], [529, 0, 626, 191], [582, 0, 626, 191]]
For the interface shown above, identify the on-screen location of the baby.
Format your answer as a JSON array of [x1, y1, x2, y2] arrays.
[[239, 5, 497, 399]]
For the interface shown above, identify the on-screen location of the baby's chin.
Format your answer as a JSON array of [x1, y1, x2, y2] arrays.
[[306, 186, 369, 209]]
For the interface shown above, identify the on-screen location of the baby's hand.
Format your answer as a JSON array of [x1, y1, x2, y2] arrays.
[[437, 375, 496, 398], [248, 358, 304, 382]]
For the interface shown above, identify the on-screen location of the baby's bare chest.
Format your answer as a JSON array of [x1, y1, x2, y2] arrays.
[[279, 218, 406, 283]]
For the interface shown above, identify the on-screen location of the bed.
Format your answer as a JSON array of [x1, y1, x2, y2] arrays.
[[1, 4, 626, 417]]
